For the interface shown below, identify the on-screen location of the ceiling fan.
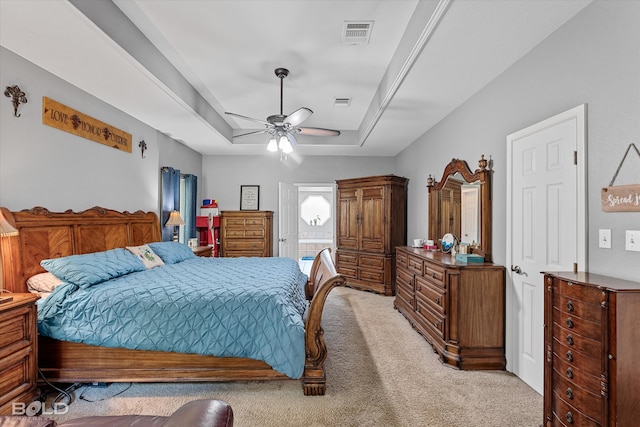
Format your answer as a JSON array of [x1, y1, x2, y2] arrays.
[[225, 68, 341, 153]]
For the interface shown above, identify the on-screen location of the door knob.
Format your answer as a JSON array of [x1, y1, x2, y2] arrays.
[[510, 265, 528, 276]]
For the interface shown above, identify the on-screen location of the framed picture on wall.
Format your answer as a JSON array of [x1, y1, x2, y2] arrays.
[[240, 185, 260, 210]]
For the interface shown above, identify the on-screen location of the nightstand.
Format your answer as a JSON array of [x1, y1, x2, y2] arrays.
[[0, 293, 39, 415], [191, 246, 213, 257]]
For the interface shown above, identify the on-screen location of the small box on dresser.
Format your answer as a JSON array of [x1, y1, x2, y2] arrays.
[[543, 272, 640, 427], [0, 293, 38, 415]]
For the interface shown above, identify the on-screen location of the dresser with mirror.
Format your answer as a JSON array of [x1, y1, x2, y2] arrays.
[[394, 156, 506, 370]]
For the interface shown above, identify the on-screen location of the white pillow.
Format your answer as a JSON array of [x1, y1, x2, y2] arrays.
[[126, 244, 165, 269], [27, 272, 63, 293]]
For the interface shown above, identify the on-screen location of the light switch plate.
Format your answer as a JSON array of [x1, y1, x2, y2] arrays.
[[599, 229, 611, 249], [625, 230, 640, 252]]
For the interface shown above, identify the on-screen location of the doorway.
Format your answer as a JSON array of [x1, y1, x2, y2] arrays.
[[297, 184, 336, 274], [506, 104, 587, 394]]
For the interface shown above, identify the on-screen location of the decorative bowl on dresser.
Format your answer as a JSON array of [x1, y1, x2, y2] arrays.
[[0, 293, 38, 415], [543, 271, 640, 427]]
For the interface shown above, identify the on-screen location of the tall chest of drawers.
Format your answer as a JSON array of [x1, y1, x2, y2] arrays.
[[221, 211, 273, 257], [0, 294, 38, 415], [395, 246, 505, 370], [543, 272, 640, 427]]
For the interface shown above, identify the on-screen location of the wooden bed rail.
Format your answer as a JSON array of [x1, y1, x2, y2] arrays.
[[302, 248, 345, 395]]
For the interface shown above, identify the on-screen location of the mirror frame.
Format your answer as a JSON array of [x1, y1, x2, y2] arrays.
[[427, 155, 492, 262]]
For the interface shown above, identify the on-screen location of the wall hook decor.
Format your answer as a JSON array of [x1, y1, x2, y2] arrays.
[[138, 139, 147, 158], [4, 85, 28, 117]]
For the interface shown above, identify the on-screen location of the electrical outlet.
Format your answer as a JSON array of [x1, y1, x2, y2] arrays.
[[625, 230, 640, 252], [599, 229, 611, 249]]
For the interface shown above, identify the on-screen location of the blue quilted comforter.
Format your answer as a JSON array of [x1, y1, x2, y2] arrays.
[[37, 255, 309, 378]]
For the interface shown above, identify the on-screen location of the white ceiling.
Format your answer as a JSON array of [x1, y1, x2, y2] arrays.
[[0, 0, 592, 157]]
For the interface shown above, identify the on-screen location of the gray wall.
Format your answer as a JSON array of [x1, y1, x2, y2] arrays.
[[0, 46, 202, 214], [395, 0, 640, 281]]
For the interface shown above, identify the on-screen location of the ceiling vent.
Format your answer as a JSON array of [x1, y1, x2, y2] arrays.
[[333, 97, 352, 107], [342, 21, 373, 44]]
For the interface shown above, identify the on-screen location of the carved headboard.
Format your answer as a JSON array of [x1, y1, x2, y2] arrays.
[[0, 206, 161, 293]]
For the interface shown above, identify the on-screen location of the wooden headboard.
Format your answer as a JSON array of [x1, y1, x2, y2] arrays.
[[0, 206, 161, 293]]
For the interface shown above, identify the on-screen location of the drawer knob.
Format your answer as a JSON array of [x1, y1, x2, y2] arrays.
[[566, 388, 573, 400], [566, 351, 573, 362], [566, 335, 574, 346], [566, 318, 574, 328], [434, 321, 440, 328], [566, 368, 574, 379], [417, 285, 421, 291], [431, 272, 436, 278], [435, 297, 440, 304], [566, 301, 574, 312], [566, 412, 573, 424]]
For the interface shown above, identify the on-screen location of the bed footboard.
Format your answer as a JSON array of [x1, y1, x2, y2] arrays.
[[302, 248, 345, 396]]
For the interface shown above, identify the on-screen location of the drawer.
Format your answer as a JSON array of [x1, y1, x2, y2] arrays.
[[336, 252, 358, 267], [423, 262, 445, 287], [407, 255, 423, 275], [224, 240, 265, 251], [245, 218, 266, 226], [556, 280, 602, 304], [552, 354, 601, 394], [553, 308, 601, 342], [396, 250, 408, 269], [552, 323, 601, 360], [415, 300, 445, 339], [337, 266, 357, 280], [358, 268, 384, 283], [551, 390, 601, 426], [554, 294, 601, 324], [415, 276, 445, 314], [223, 218, 245, 226], [395, 284, 414, 312], [243, 228, 265, 238], [552, 369, 602, 421], [0, 349, 34, 405], [359, 254, 384, 269], [0, 313, 30, 355], [552, 340, 600, 377], [396, 268, 414, 292]]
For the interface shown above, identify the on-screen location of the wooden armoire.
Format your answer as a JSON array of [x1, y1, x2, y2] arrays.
[[335, 175, 408, 296]]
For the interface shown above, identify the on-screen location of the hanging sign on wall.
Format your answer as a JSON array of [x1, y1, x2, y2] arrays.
[[42, 96, 132, 153], [601, 143, 640, 212]]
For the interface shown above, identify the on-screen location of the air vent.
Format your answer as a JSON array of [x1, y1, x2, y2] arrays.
[[333, 97, 352, 107], [342, 21, 374, 44]]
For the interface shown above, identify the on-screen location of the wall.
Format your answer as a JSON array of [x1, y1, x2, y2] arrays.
[[202, 154, 395, 255], [395, 0, 640, 281], [0, 46, 202, 214]]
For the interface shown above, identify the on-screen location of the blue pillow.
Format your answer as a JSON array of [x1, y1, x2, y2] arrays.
[[40, 248, 145, 288], [147, 241, 195, 264]]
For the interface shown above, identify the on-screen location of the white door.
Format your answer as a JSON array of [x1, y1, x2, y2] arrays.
[[506, 104, 587, 394], [278, 182, 298, 259]]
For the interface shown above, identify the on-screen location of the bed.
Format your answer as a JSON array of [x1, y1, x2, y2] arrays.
[[0, 206, 345, 395]]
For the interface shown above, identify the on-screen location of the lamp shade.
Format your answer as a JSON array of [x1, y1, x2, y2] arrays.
[[0, 210, 18, 237], [165, 210, 185, 226], [267, 137, 278, 152]]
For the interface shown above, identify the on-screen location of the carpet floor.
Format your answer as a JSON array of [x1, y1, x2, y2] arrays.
[[44, 287, 542, 426]]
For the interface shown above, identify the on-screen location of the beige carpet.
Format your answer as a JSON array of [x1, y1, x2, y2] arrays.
[[45, 287, 542, 426]]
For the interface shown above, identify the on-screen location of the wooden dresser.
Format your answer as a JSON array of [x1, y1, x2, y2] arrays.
[[394, 246, 505, 370], [335, 175, 407, 296], [0, 293, 38, 415], [543, 272, 640, 427], [221, 210, 273, 257]]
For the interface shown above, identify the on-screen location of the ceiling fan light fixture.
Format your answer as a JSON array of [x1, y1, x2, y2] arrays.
[[279, 135, 293, 153], [267, 137, 278, 152]]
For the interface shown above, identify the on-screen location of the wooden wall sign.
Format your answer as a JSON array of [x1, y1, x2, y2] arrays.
[[601, 185, 640, 212], [42, 97, 132, 152]]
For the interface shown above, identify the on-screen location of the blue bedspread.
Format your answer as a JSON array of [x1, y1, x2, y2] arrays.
[[37, 256, 309, 378]]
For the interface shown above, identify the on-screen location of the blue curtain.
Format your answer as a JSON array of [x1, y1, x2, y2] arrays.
[[183, 174, 197, 240], [161, 167, 180, 242]]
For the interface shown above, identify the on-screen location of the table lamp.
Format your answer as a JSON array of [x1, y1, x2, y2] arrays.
[[165, 210, 184, 242]]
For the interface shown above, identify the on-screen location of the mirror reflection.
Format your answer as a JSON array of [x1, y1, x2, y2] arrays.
[[439, 173, 480, 245]]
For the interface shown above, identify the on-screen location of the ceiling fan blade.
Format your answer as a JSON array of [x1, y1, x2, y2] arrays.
[[234, 129, 268, 138], [284, 107, 313, 127], [225, 111, 271, 126], [286, 132, 297, 146], [298, 127, 341, 137]]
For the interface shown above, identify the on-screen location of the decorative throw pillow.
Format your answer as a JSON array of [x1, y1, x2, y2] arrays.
[[27, 272, 63, 293], [40, 248, 145, 288], [126, 244, 165, 269], [147, 241, 196, 264]]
